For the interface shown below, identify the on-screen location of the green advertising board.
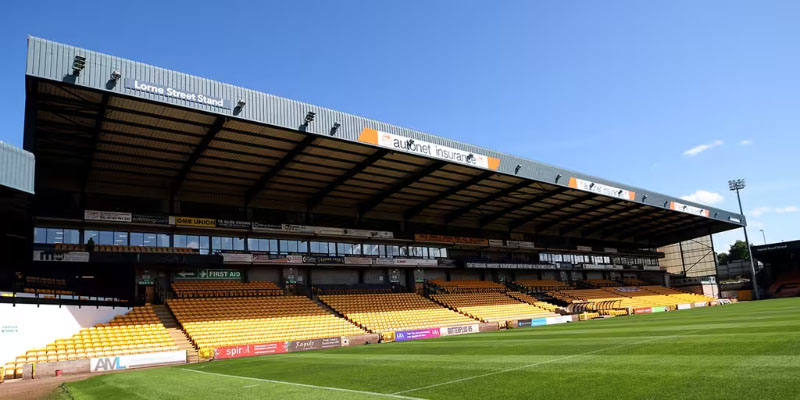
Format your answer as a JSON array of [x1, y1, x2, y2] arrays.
[[174, 269, 242, 281], [651, 306, 668, 313]]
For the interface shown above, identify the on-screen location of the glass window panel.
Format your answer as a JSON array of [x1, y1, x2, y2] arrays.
[[130, 233, 144, 246], [247, 238, 257, 251], [186, 236, 200, 249], [84, 230, 98, 244], [114, 232, 128, 245], [142, 233, 155, 247], [352, 243, 361, 255], [233, 238, 245, 251], [379, 245, 386, 257], [98, 231, 114, 245], [34, 227, 46, 244], [63, 229, 80, 244], [400, 246, 408, 256], [221, 237, 232, 250], [158, 234, 170, 247], [298, 240, 308, 253], [328, 243, 336, 256], [46, 228, 62, 244], [212, 237, 221, 250], [174, 235, 186, 248]]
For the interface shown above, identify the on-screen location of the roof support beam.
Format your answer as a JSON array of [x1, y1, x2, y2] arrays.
[[598, 209, 674, 238], [508, 193, 594, 231], [245, 135, 317, 205], [444, 180, 532, 224], [81, 93, 110, 193], [631, 219, 709, 242], [534, 198, 612, 232], [619, 215, 697, 241], [359, 161, 448, 218], [307, 149, 389, 211], [404, 171, 495, 220], [566, 204, 644, 236], [170, 117, 226, 198], [480, 187, 570, 227]]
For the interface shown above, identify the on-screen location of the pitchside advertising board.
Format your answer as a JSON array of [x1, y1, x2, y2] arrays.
[[90, 350, 186, 372], [395, 324, 481, 341], [518, 316, 571, 328], [213, 337, 343, 359]]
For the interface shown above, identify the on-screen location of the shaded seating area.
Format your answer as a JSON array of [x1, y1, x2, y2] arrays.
[[4, 305, 176, 380], [53, 243, 197, 254], [167, 297, 366, 349], [505, 291, 561, 313], [514, 279, 572, 293], [319, 293, 477, 333], [171, 281, 283, 298], [429, 280, 507, 293]]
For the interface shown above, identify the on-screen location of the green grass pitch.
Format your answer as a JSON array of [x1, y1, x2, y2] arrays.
[[56, 298, 800, 399]]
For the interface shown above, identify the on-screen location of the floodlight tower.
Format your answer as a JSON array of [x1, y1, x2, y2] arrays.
[[728, 179, 760, 300]]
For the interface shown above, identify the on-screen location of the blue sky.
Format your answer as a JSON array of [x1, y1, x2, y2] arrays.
[[1, 1, 797, 252]]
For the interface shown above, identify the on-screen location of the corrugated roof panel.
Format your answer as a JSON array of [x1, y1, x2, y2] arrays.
[[0, 141, 35, 194], [24, 36, 746, 229]]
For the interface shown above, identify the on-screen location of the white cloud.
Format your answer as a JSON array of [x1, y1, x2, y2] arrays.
[[683, 140, 723, 156], [749, 205, 798, 217], [739, 139, 752, 146], [681, 190, 724, 205]]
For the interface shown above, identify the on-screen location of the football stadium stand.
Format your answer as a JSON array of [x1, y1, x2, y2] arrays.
[[167, 296, 367, 349], [767, 273, 800, 297], [319, 293, 477, 333], [0, 38, 750, 381], [431, 292, 559, 323], [551, 286, 716, 310], [4, 305, 175, 379]]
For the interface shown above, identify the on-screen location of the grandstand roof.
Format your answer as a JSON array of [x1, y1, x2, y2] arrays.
[[23, 36, 744, 247]]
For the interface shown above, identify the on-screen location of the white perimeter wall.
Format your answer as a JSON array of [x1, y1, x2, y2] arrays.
[[0, 304, 130, 365]]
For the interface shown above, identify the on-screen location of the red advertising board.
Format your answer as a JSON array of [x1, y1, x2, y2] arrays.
[[634, 307, 652, 314], [214, 342, 287, 359]]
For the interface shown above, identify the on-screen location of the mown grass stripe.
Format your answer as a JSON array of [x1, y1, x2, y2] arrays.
[[181, 368, 426, 399]]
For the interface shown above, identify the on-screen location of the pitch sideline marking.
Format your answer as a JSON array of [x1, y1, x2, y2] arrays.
[[393, 329, 703, 395], [182, 368, 426, 399]]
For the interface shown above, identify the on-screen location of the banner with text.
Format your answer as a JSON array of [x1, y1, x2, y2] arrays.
[[395, 328, 441, 341], [214, 342, 287, 359], [91, 350, 186, 372], [358, 128, 500, 170]]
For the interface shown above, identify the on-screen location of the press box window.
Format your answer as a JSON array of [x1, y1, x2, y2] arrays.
[[34, 227, 80, 244]]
